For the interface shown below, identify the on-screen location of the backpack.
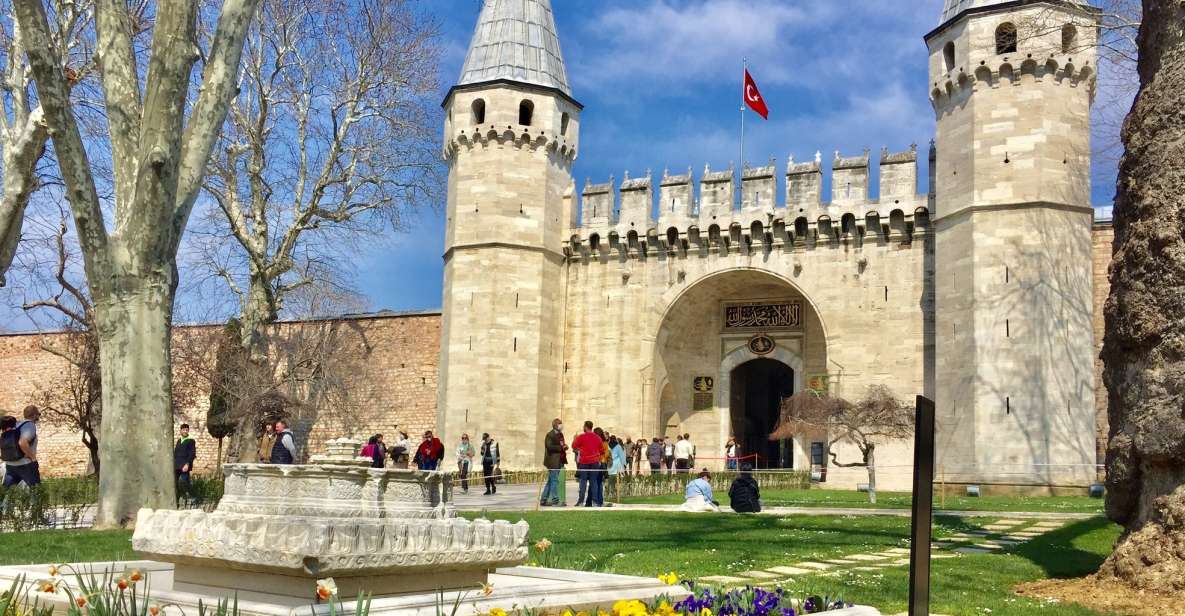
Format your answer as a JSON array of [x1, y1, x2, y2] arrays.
[[360, 443, 376, 458], [0, 422, 26, 462]]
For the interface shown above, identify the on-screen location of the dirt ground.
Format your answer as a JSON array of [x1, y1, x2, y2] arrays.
[[1015, 576, 1185, 616]]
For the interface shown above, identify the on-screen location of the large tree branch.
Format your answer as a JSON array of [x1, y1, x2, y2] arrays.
[[13, 0, 110, 281], [171, 0, 262, 250], [93, 0, 142, 223]]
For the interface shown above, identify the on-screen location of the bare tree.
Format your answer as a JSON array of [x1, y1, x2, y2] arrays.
[[1098, 0, 1185, 595], [771, 385, 914, 504], [19, 216, 101, 474], [1018, 0, 1141, 163], [0, 0, 96, 286], [172, 286, 376, 466], [12, 0, 261, 527], [194, 0, 441, 361]]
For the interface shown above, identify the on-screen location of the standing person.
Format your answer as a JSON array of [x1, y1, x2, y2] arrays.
[[631, 438, 645, 476], [674, 433, 693, 474], [256, 422, 276, 463], [456, 434, 476, 493], [646, 437, 663, 475], [662, 437, 675, 473], [372, 434, 387, 468], [540, 418, 567, 506], [270, 420, 297, 464], [592, 427, 609, 507], [0, 416, 18, 487], [2, 406, 41, 488], [686, 433, 696, 467], [571, 421, 603, 507], [608, 435, 626, 499], [481, 433, 500, 495], [414, 430, 444, 471], [725, 436, 739, 471], [174, 423, 197, 505], [622, 438, 634, 475]]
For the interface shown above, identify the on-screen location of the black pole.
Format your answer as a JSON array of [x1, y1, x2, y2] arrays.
[[908, 395, 936, 616]]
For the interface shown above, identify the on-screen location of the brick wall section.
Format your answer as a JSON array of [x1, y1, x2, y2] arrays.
[[0, 312, 441, 477], [1092, 222, 1114, 479]]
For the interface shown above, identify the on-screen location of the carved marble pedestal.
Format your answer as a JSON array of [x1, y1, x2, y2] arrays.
[[132, 439, 529, 598]]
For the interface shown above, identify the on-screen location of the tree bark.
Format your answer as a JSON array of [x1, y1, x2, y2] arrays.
[[866, 445, 877, 505], [1099, 0, 1185, 594], [93, 274, 177, 528]]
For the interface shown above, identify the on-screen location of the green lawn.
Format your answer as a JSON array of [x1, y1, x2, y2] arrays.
[[0, 512, 1120, 616], [619, 488, 1104, 513]]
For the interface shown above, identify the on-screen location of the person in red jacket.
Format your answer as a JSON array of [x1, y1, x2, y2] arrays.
[[571, 420, 605, 507], [414, 430, 445, 471]]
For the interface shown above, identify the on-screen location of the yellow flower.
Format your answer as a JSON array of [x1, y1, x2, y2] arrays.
[[656, 572, 679, 586], [479, 582, 494, 597], [699, 609, 713, 616], [149, 606, 161, 616], [75, 596, 89, 608], [488, 608, 508, 616], [654, 601, 675, 616], [48, 565, 58, 577], [315, 578, 338, 600], [126, 568, 144, 583], [612, 599, 649, 616], [115, 578, 129, 591], [36, 580, 57, 594], [534, 538, 553, 552]]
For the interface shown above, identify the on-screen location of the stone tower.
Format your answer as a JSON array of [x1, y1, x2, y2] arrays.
[[928, 0, 1100, 488], [438, 0, 581, 467]]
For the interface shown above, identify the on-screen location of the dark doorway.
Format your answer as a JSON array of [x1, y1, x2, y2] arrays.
[[729, 358, 795, 469]]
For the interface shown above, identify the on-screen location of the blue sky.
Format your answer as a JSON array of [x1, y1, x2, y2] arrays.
[[354, 0, 1125, 315], [0, 1, 1126, 330]]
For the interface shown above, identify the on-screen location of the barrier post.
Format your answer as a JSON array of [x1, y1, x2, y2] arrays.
[[908, 395, 936, 616]]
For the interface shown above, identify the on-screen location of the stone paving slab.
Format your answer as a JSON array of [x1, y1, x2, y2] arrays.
[[847, 554, 889, 561], [795, 562, 834, 570], [955, 547, 994, 554], [700, 575, 750, 584], [885, 548, 911, 555], [739, 571, 781, 579], [768, 566, 813, 575]]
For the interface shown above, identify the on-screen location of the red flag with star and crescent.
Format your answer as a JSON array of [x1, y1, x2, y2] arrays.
[[743, 69, 768, 119]]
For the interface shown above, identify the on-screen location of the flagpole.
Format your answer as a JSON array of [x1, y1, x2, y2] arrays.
[[740, 57, 746, 206]]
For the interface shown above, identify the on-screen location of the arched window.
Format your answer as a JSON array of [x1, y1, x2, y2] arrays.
[[560, 112, 570, 136], [1061, 24, 1078, 54], [943, 41, 956, 72], [995, 22, 1017, 55], [518, 99, 534, 126], [471, 99, 485, 125]]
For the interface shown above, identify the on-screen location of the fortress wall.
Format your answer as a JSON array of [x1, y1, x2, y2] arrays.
[[0, 312, 440, 477]]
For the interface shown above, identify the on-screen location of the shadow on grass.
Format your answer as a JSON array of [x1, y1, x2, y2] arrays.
[[1011, 517, 1117, 579]]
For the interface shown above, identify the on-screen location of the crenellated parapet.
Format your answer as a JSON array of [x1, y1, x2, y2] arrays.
[[568, 147, 931, 261], [930, 56, 1096, 114], [445, 123, 578, 162]]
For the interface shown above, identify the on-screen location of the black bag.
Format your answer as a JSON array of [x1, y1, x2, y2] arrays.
[[0, 424, 24, 462]]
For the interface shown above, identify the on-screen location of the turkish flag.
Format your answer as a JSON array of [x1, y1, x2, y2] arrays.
[[743, 69, 768, 119]]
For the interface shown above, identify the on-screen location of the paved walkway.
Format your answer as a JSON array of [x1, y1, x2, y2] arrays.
[[693, 517, 1073, 588]]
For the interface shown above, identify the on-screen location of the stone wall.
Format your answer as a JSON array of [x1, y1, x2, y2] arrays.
[[1092, 221, 1114, 480], [0, 312, 440, 477]]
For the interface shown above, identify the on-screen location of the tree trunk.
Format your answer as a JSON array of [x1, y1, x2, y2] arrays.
[[1098, 0, 1185, 595], [866, 445, 877, 505], [93, 275, 177, 528]]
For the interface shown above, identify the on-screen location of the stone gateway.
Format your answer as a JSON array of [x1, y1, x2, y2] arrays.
[[435, 0, 1103, 492]]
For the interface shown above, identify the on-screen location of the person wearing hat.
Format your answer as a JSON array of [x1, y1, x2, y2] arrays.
[[680, 467, 719, 512], [174, 423, 197, 506]]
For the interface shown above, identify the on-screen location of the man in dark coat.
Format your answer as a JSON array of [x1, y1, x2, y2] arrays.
[[540, 418, 567, 506], [728, 464, 762, 513], [174, 423, 197, 505]]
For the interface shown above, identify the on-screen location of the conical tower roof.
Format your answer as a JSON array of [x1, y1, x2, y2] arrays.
[[458, 0, 571, 96], [940, 0, 1084, 24]]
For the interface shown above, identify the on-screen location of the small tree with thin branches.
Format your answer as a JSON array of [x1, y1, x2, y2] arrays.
[[771, 385, 914, 504]]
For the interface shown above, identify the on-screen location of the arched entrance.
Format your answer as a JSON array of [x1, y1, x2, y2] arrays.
[[730, 358, 795, 468], [651, 268, 828, 470]]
